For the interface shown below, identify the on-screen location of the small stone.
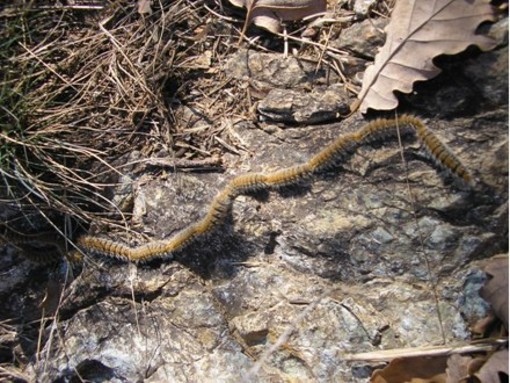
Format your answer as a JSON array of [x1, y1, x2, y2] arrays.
[[111, 174, 134, 212], [426, 225, 457, 250], [257, 85, 350, 124], [231, 312, 269, 345], [332, 18, 387, 58], [352, 0, 378, 17], [224, 50, 329, 89], [458, 269, 491, 322], [371, 227, 393, 244], [131, 189, 147, 225]]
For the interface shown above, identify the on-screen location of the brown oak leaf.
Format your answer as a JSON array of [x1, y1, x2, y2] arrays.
[[371, 356, 447, 383], [230, 0, 326, 36], [355, 0, 497, 113], [475, 349, 509, 383], [480, 254, 509, 330]]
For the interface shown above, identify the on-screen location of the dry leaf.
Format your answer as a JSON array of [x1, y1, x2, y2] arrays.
[[246, 10, 281, 34], [355, 0, 497, 113], [371, 356, 447, 383], [468, 355, 490, 376], [472, 312, 497, 337], [480, 254, 509, 330], [230, 0, 327, 35], [446, 354, 472, 383], [475, 349, 509, 383]]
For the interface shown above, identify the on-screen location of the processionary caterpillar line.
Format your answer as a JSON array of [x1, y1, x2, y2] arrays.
[[77, 115, 475, 263]]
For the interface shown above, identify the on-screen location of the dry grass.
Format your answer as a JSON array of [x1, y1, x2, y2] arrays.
[[0, 0, 253, 234]]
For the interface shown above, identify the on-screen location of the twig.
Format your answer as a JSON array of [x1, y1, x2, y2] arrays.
[[342, 338, 508, 361]]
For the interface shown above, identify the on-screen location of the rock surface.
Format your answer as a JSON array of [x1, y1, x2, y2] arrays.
[[226, 49, 333, 90], [257, 84, 351, 124], [331, 18, 388, 58], [1, 16, 508, 383]]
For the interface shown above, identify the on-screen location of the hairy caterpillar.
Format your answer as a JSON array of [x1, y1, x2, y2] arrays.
[[308, 133, 359, 173], [355, 115, 474, 185], [265, 164, 313, 188], [356, 117, 416, 144], [229, 173, 268, 195], [69, 116, 477, 263], [412, 120, 475, 185]]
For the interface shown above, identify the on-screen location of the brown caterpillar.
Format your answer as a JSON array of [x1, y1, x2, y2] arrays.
[[79, 234, 177, 262], [411, 118, 475, 186], [308, 133, 359, 173], [356, 117, 416, 144], [356, 115, 474, 185], [202, 187, 235, 225], [74, 115, 475, 263], [265, 164, 312, 188], [229, 173, 268, 195]]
